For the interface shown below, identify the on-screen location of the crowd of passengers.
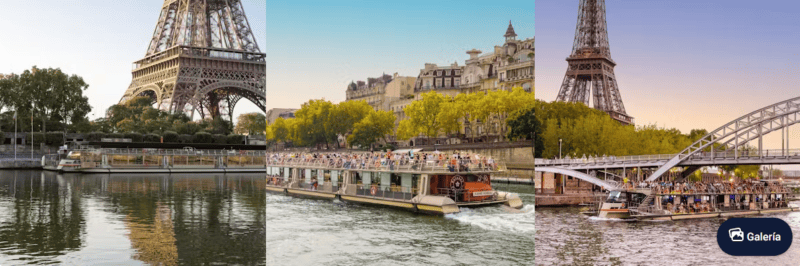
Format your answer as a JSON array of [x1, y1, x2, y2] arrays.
[[631, 180, 791, 195], [267, 151, 499, 172], [660, 193, 789, 214]]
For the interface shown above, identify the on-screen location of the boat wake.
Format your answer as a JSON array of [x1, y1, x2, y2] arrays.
[[445, 205, 535, 234]]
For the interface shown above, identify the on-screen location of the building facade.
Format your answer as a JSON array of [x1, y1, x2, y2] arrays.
[[341, 22, 533, 147], [266, 108, 298, 125], [462, 22, 534, 93]]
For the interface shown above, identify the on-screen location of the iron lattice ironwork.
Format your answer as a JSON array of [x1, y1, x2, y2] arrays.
[[120, 0, 266, 121], [555, 0, 632, 125]]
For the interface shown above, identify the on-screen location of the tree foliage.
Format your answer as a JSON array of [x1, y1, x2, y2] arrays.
[[234, 112, 266, 135], [0, 67, 92, 133], [536, 100, 705, 158], [267, 99, 398, 149], [348, 110, 396, 148]]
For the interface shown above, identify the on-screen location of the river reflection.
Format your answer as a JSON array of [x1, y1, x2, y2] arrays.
[[535, 204, 800, 265], [0, 170, 265, 265]]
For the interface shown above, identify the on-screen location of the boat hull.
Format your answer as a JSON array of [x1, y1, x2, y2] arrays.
[[632, 208, 798, 221]]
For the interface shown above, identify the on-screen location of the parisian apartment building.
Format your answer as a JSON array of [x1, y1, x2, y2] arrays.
[[341, 22, 533, 147]]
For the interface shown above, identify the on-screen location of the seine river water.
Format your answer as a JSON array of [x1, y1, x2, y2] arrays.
[[266, 183, 536, 265], [535, 202, 800, 265], [0, 170, 266, 265]]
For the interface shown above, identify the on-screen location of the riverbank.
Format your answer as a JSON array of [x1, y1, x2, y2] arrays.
[[0, 159, 42, 169]]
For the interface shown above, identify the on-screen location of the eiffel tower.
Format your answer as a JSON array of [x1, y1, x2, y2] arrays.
[[120, 0, 266, 121], [555, 0, 633, 125]]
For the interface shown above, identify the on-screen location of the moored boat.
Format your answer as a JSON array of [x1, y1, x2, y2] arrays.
[[585, 180, 798, 221], [266, 150, 524, 215], [42, 147, 265, 173]]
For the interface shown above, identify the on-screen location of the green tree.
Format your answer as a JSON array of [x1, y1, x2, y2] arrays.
[[268, 117, 290, 143], [234, 113, 267, 135], [348, 110, 396, 148], [327, 100, 372, 148], [293, 99, 336, 148], [0, 67, 92, 133], [402, 91, 448, 142], [506, 103, 542, 156]]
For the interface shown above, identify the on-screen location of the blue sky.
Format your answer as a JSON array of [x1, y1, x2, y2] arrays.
[[266, 0, 534, 109], [536, 0, 800, 165], [0, 0, 266, 121]]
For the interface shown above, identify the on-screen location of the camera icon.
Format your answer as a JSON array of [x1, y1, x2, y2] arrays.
[[729, 228, 744, 242]]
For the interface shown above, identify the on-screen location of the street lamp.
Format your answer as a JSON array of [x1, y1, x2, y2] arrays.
[[559, 138, 562, 159]]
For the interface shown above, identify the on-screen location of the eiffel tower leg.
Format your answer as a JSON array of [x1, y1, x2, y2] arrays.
[[592, 74, 607, 111], [573, 78, 590, 106], [606, 75, 627, 114], [556, 71, 576, 102]]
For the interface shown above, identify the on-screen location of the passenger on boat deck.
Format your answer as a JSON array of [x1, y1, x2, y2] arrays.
[[312, 178, 318, 191]]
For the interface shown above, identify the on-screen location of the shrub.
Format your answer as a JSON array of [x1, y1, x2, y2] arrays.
[[30, 132, 45, 145], [193, 132, 213, 143], [227, 134, 245, 144], [87, 132, 105, 142], [212, 134, 227, 144], [177, 134, 193, 144], [143, 134, 160, 143], [163, 131, 179, 143], [45, 132, 64, 146], [124, 132, 143, 142]]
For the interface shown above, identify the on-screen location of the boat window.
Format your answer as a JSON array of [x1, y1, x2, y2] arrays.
[[605, 191, 627, 203], [353, 171, 361, 185], [380, 172, 390, 191], [311, 169, 319, 184], [466, 175, 478, 182], [400, 173, 412, 193], [412, 174, 420, 195], [362, 172, 371, 186]]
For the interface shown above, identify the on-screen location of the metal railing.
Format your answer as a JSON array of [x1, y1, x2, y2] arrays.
[[536, 148, 800, 167], [267, 156, 504, 173], [96, 148, 266, 157]]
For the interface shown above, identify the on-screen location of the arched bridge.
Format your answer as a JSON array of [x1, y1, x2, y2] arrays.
[[535, 96, 800, 184]]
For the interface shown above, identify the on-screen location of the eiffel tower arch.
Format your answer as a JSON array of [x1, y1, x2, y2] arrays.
[[120, 0, 266, 122], [555, 0, 633, 125]]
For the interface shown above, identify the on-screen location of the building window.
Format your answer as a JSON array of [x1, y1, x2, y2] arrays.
[[454, 78, 460, 86], [436, 70, 441, 76], [455, 70, 461, 75], [436, 78, 442, 88], [445, 79, 451, 87]]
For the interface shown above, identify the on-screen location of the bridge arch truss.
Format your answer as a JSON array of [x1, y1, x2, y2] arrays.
[[646, 96, 800, 181]]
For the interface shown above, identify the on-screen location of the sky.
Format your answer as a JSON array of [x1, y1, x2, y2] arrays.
[[0, 0, 266, 123], [265, 0, 534, 109], [536, 0, 800, 169]]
